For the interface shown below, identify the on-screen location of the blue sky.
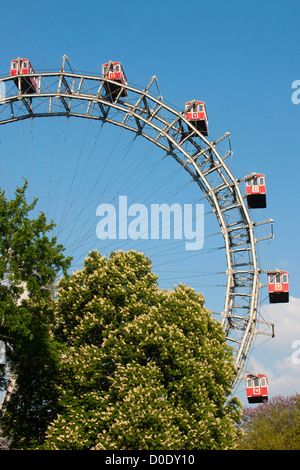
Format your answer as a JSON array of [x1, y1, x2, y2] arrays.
[[1, 0, 300, 406]]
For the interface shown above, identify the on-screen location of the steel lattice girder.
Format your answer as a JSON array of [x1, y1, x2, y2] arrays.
[[0, 68, 271, 386]]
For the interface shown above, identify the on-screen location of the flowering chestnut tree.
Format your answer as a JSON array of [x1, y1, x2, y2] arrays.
[[43, 250, 241, 450]]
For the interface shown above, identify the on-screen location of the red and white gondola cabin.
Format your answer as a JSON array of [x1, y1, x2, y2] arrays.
[[268, 271, 289, 303], [245, 174, 267, 208], [246, 374, 268, 404], [102, 61, 128, 100], [185, 101, 209, 136], [10, 58, 37, 94]]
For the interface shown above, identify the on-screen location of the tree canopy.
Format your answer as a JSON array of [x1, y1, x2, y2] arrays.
[[0, 181, 72, 448], [41, 250, 241, 450], [0, 182, 242, 450], [238, 394, 300, 450]]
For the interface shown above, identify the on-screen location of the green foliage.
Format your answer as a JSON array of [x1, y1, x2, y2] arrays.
[[0, 181, 70, 301], [42, 250, 241, 450], [0, 181, 72, 448], [238, 394, 300, 450], [0, 185, 241, 449]]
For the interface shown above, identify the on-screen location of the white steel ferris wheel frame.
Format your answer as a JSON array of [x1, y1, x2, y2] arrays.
[[0, 56, 275, 387]]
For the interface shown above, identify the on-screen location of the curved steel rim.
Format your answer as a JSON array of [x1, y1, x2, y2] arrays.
[[0, 65, 268, 387]]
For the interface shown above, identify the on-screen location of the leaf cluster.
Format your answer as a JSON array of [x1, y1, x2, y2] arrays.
[[0, 183, 241, 450], [0, 182, 72, 448], [42, 250, 241, 450]]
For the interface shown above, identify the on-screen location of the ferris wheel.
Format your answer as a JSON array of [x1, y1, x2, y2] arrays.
[[0, 55, 290, 400]]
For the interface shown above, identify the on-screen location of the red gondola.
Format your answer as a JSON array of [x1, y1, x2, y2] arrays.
[[268, 271, 289, 303], [102, 61, 127, 101], [185, 100, 208, 136], [10, 58, 37, 94], [246, 374, 268, 404], [245, 174, 266, 208]]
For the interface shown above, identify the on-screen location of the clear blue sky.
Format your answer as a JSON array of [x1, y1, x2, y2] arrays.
[[1, 0, 300, 405]]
